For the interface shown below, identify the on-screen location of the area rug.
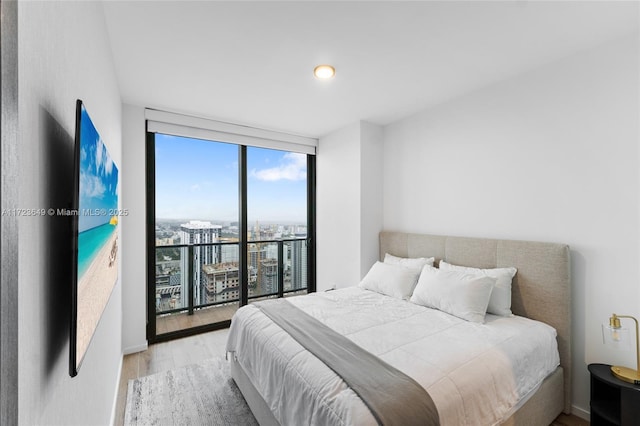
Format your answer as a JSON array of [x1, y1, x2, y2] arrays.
[[124, 356, 259, 425]]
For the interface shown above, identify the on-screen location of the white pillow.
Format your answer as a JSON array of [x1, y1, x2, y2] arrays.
[[410, 265, 495, 323], [359, 261, 421, 300], [383, 253, 435, 271], [439, 261, 517, 316]]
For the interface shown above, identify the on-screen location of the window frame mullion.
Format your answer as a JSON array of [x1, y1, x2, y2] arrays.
[[238, 145, 249, 307]]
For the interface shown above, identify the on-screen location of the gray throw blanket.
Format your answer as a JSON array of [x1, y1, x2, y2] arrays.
[[255, 299, 440, 426]]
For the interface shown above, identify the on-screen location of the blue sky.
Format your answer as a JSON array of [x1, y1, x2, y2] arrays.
[[78, 104, 119, 233], [155, 134, 307, 223]]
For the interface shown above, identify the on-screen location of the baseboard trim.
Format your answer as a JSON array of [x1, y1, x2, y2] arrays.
[[123, 342, 148, 355], [571, 404, 590, 421], [109, 355, 124, 426]]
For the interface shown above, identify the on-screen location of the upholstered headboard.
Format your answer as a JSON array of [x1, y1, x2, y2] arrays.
[[379, 231, 572, 413]]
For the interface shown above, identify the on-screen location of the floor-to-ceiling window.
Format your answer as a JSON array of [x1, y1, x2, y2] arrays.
[[247, 147, 309, 302], [146, 112, 316, 342]]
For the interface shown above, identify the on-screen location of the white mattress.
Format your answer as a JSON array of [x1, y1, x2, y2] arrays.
[[226, 287, 560, 426]]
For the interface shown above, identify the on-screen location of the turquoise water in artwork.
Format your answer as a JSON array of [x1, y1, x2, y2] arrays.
[[78, 223, 116, 280]]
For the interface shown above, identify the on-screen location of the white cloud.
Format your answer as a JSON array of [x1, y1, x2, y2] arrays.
[[251, 153, 306, 182], [95, 138, 103, 173], [80, 172, 105, 198], [95, 137, 114, 176], [104, 153, 114, 175]]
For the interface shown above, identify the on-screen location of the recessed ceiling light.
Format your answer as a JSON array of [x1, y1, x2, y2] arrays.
[[314, 65, 335, 79]]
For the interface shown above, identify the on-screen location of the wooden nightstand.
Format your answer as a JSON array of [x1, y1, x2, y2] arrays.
[[589, 363, 640, 425]]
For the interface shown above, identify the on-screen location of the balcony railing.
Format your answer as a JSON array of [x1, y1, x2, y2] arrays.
[[154, 238, 309, 319]]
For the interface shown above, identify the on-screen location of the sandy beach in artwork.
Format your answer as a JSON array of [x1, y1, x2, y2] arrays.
[[76, 228, 118, 367]]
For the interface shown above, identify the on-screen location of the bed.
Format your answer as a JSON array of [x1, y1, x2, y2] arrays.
[[226, 231, 572, 425]]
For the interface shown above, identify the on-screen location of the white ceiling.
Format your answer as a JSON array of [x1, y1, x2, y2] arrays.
[[102, 1, 638, 138]]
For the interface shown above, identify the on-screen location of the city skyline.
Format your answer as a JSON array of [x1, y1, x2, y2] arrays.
[[155, 218, 308, 226], [155, 134, 308, 223], [155, 219, 308, 313]]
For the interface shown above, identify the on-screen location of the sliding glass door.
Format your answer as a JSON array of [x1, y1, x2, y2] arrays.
[[150, 134, 240, 339], [247, 147, 309, 302], [147, 132, 315, 342]]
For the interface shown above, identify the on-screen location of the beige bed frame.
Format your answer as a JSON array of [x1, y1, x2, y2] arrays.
[[231, 231, 572, 425]]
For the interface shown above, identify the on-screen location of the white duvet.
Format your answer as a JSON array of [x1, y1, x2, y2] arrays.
[[226, 287, 560, 426]]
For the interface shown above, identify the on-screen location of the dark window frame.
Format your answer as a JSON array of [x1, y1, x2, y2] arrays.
[[145, 129, 316, 343]]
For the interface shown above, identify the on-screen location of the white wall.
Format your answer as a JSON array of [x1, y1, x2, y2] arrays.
[[383, 34, 639, 416], [317, 121, 383, 291], [359, 122, 384, 278], [18, 2, 123, 424], [121, 104, 148, 354], [317, 123, 362, 290]]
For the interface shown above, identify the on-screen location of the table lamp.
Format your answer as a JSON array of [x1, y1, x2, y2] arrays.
[[602, 313, 640, 385]]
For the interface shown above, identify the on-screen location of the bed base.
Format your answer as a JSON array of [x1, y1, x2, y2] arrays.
[[231, 356, 564, 426], [231, 356, 279, 426], [501, 367, 564, 425]]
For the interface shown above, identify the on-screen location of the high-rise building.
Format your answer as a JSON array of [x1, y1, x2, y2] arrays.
[[202, 263, 239, 304], [290, 238, 307, 290], [179, 220, 221, 306], [265, 243, 287, 263], [220, 244, 239, 264], [155, 256, 182, 311], [247, 243, 287, 295], [260, 258, 278, 294]]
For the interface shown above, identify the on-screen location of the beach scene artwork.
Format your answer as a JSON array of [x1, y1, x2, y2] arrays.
[[75, 103, 119, 370]]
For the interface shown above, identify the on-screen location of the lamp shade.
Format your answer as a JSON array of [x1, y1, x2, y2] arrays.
[[602, 323, 631, 350], [602, 313, 640, 385]]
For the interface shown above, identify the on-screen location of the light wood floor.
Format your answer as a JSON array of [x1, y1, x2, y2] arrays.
[[155, 303, 238, 334], [114, 327, 590, 426], [552, 414, 590, 426], [114, 328, 231, 425], [154, 292, 306, 335]]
